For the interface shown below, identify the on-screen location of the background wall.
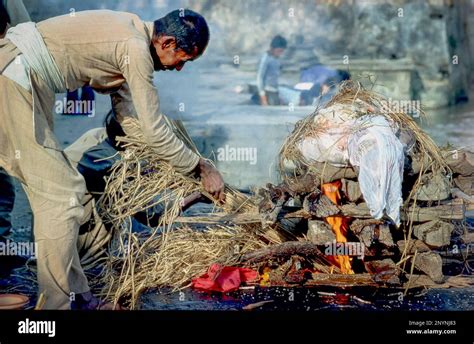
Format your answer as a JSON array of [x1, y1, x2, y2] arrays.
[[188, 0, 473, 108]]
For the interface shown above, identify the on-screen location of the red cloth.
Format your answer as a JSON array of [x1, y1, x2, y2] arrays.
[[191, 264, 259, 293]]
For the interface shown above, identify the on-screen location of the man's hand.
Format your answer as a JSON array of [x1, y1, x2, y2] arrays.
[[260, 94, 269, 106], [195, 158, 225, 203]]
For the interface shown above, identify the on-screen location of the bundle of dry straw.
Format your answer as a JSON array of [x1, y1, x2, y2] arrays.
[[95, 118, 262, 308]]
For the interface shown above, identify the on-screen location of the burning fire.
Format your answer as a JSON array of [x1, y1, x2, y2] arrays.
[[321, 181, 354, 274]]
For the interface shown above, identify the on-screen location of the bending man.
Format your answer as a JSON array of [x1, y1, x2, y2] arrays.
[[0, 9, 224, 309]]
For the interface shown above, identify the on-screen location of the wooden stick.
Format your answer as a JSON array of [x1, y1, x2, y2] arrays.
[[177, 197, 465, 227], [34, 292, 46, 310], [340, 199, 465, 222], [286, 199, 465, 222], [284, 165, 358, 194], [175, 212, 262, 225], [241, 241, 325, 263]]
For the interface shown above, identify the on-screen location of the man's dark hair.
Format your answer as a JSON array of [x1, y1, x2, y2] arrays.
[[0, 1, 11, 35], [154, 9, 209, 56], [270, 35, 287, 49]]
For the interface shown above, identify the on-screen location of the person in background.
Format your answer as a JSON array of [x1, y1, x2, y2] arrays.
[[253, 35, 287, 106], [0, 0, 30, 238]]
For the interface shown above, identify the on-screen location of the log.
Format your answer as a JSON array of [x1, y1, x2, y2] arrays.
[[284, 164, 357, 193], [303, 193, 340, 218], [350, 220, 395, 248], [307, 220, 335, 245], [412, 220, 454, 248], [310, 273, 380, 287], [443, 149, 474, 177], [350, 219, 384, 233], [438, 245, 474, 260], [241, 241, 325, 263], [454, 175, 474, 196], [310, 273, 399, 288], [412, 252, 444, 283], [284, 209, 312, 219], [286, 199, 465, 222], [341, 178, 363, 202], [404, 275, 474, 289], [411, 149, 474, 177], [339, 203, 372, 218], [284, 173, 321, 194], [402, 199, 465, 222], [397, 239, 431, 254], [414, 172, 451, 201], [340, 199, 465, 222], [410, 152, 431, 175], [187, 198, 465, 227], [175, 212, 262, 225], [364, 259, 400, 285], [311, 162, 358, 182], [451, 188, 474, 209]]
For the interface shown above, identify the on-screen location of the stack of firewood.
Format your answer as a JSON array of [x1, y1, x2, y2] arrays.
[[249, 142, 474, 290], [252, 81, 474, 289]]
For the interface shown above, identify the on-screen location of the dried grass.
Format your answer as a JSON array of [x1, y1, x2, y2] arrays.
[[95, 118, 261, 308], [100, 225, 267, 308]]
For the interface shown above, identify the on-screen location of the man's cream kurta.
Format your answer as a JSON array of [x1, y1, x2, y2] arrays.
[[0, 10, 200, 309], [38, 10, 200, 173]]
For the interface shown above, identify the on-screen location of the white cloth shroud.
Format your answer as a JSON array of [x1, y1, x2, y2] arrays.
[[298, 111, 405, 225]]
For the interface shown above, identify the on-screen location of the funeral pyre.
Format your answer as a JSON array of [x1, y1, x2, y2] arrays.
[[95, 81, 474, 309]]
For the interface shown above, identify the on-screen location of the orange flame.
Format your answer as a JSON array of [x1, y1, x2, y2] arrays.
[[321, 181, 354, 274]]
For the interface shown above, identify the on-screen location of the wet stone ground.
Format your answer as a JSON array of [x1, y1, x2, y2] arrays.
[[140, 285, 474, 311]]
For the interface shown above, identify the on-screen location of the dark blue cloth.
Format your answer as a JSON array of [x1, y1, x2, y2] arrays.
[[76, 138, 120, 197], [300, 65, 339, 87], [75, 136, 155, 233]]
